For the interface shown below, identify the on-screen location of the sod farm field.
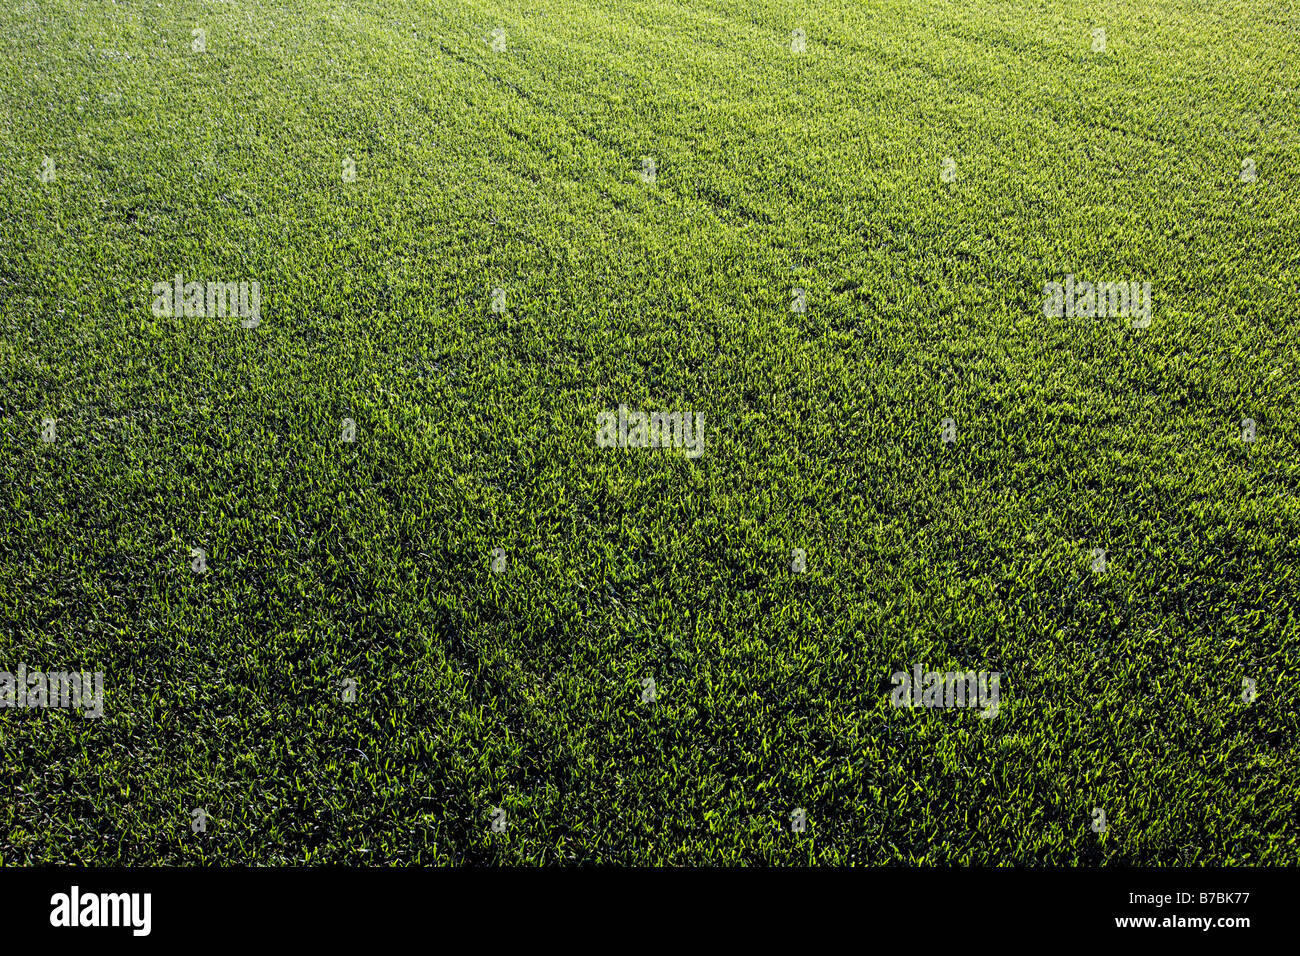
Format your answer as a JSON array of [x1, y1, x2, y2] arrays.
[[1, 0, 1298, 866]]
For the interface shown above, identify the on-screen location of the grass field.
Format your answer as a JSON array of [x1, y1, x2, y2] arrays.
[[1, 0, 1298, 865]]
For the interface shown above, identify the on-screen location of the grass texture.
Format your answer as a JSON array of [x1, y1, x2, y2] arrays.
[[0, 0, 1298, 864]]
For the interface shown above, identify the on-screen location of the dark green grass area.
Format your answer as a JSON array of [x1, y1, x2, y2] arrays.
[[0, 0, 1297, 864]]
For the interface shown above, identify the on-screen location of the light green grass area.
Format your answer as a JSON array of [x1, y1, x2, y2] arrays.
[[1, 0, 1297, 864]]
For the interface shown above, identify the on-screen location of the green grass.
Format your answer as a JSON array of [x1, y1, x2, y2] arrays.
[[1, 0, 1297, 865]]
